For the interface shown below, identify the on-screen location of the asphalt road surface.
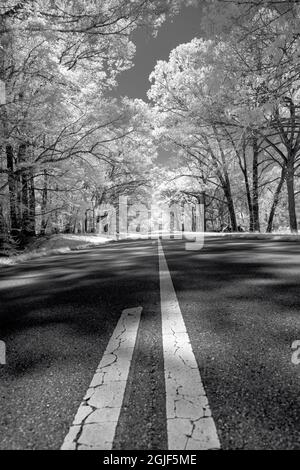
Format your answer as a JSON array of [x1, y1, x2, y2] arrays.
[[0, 236, 300, 450]]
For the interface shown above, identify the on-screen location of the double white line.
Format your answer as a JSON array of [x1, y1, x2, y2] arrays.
[[61, 241, 220, 450]]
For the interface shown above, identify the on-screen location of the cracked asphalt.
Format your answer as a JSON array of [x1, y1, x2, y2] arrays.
[[162, 237, 300, 449], [0, 240, 160, 450], [0, 236, 300, 449], [62, 307, 144, 450]]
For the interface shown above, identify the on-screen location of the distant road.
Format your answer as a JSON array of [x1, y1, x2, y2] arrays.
[[0, 236, 300, 449]]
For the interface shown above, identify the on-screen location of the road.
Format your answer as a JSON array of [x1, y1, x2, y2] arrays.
[[0, 236, 300, 450]]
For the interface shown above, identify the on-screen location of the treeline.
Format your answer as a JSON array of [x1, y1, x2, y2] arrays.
[[148, 4, 300, 233], [0, 0, 182, 251], [2, 1, 299, 247]]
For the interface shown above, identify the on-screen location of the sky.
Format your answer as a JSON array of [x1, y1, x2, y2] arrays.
[[114, 4, 204, 165], [116, 4, 204, 101]]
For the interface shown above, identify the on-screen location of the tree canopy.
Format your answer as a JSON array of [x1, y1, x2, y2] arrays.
[[1, 0, 300, 248]]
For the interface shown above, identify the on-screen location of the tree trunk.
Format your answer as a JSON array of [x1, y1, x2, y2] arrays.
[[198, 192, 206, 232], [40, 170, 48, 236], [0, 204, 8, 250], [243, 169, 253, 231], [223, 182, 237, 231], [209, 128, 237, 231], [266, 166, 286, 233], [238, 140, 254, 231], [222, 157, 237, 231], [84, 211, 88, 234], [6, 145, 19, 238], [21, 173, 29, 233], [28, 172, 36, 236], [18, 143, 31, 240], [252, 138, 260, 232], [286, 157, 297, 233], [220, 169, 237, 231]]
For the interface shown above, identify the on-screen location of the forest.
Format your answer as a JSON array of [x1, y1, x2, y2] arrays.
[[1, 0, 300, 254]]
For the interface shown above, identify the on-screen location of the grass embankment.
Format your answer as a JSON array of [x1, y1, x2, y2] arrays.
[[0, 234, 113, 267]]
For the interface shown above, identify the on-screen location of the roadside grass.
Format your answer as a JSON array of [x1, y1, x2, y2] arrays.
[[0, 234, 113, 267], [204, 231, 300, 241], [1, 230, 300, 268]]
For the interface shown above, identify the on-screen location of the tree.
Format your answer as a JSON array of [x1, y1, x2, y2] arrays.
[[148, 39, 241, 230], [148, 5, 300, 232], [0, 0, 189, 246]]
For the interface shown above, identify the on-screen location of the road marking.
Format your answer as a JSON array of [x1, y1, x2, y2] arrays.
[[61, 306, 142, 450], [158, 240, 220, 450], [0, 340, 6, 365]]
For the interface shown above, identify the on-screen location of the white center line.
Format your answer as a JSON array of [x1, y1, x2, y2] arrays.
[[158, 240, 220, 450], [61, 306, 142, 450]]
